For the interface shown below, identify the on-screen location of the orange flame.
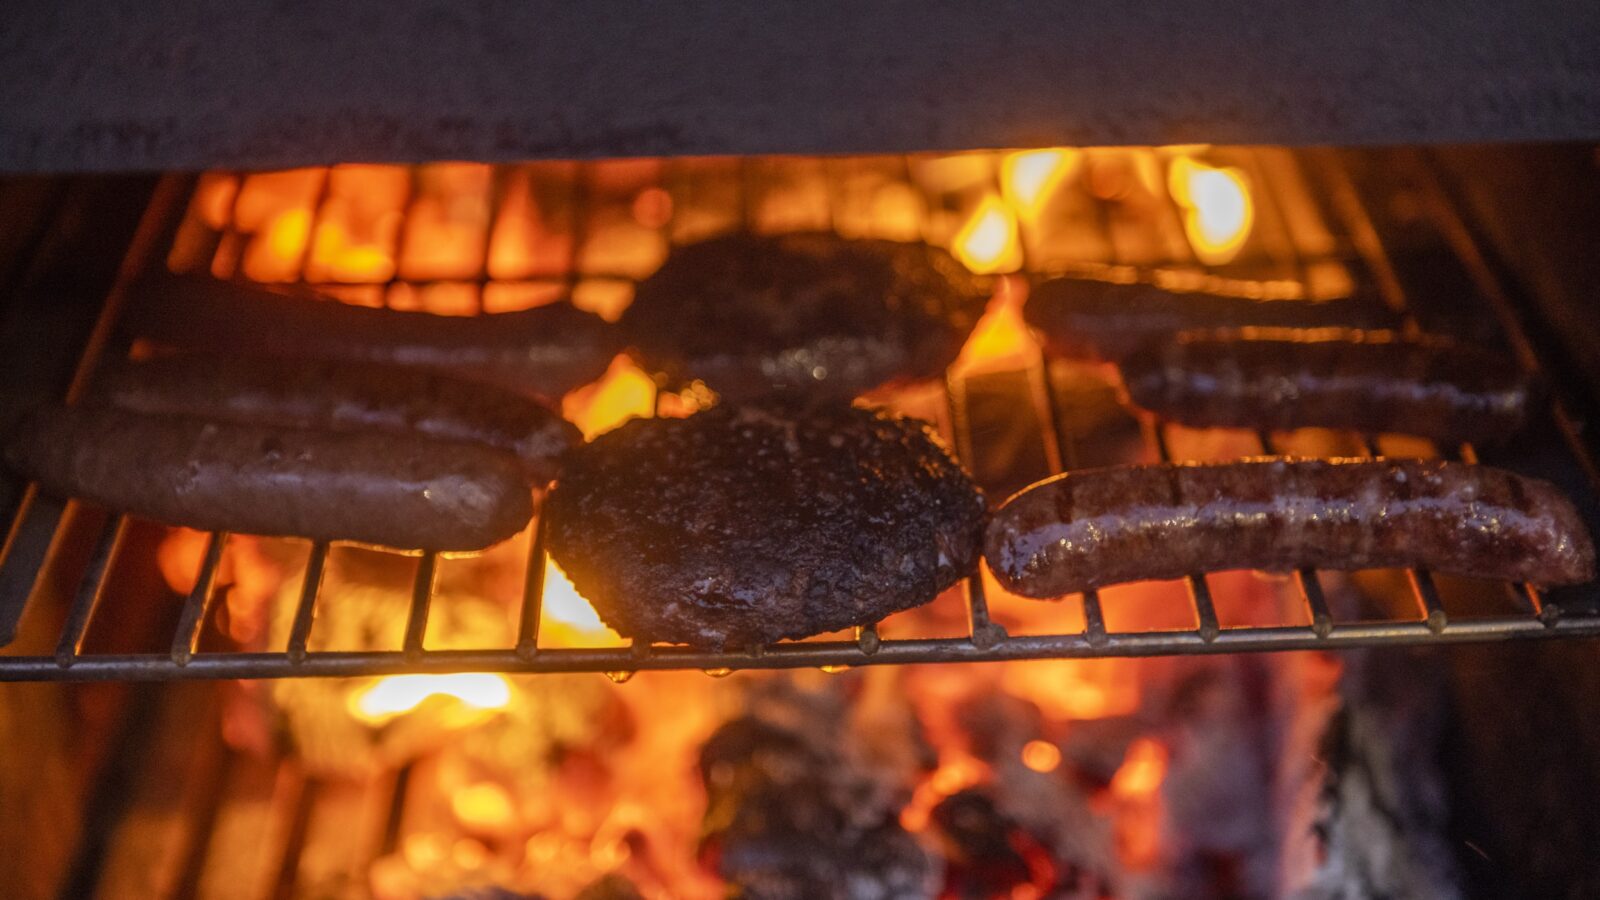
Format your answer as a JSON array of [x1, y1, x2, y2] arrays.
[[952, 196, 1023, 274], [563, 355, 656, 439], [349, 673, 513, 724], [1001, 149, 1078, 220], [1168, 157, 1254, 264]]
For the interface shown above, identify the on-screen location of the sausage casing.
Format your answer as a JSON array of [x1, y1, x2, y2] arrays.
[[123, 274, 621, 400], [98, 354, 580, 482], [985, 457, 1595, 598], [5, 406, 534, 552], [1024, 277, 1398, 362], [1118, 328, 1537, 446]]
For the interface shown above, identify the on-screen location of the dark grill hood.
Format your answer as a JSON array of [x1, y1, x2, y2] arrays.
[[5, 1, 1600, 173]]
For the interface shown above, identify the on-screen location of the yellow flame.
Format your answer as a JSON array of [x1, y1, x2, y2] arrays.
[[541, 559, 611, 636], [950, 276, 1032, 377], [1168, 157, 1254, 264], [1001, 149, 1078, 220], [952, 196, 1022, 274], [265, 208, 312, 262], [1021, 739, 1062, 773], [349, 673, 512, 722], [563, 355, 656, 439]]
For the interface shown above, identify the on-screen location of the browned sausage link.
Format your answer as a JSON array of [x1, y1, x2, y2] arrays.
[[1118, 328, 1537, 447], [121, 274, 622, 400], [96, 354, 580, 482], [4, 406, 534, 552], [984, 458, 1596, 598], [1024, 277, 1399, 362]]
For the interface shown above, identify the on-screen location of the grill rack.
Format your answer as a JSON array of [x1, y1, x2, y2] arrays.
[[2, 148, 1598, 682]]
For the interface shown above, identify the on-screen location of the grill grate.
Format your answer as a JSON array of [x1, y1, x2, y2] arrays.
[[2, 148, 1598, 682]]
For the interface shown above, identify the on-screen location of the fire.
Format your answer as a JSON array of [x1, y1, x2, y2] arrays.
[[1001, 149, 1078, 220], [953, 195, 1023, 274], [1021, 740, 1062, 773], [539, 559, 618, 647], [950, 276, 1034, 376], [350, 673, 514, 723], [1168, 156, 1254, 264], [563, 355, 656, 439], [1111, 738, 1168, 798], [1110, 737, 1169, 871]]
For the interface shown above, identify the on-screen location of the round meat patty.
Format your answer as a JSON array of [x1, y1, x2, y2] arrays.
[[621, 233, 990, 401], [544, 403, 987, 649]]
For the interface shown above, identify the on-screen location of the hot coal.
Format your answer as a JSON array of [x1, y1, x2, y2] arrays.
[[699, 714, 938, 900]]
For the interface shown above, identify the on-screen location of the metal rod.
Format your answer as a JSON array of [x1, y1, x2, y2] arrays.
[[517, 513, 549, 659], [402, 552, 438, 661], [0, 491, 67, 647], [1296, 569, 1334, 638], [170, 532, 228, 665], [55, 514, 128, 666], [286, 541, 328, 663], [1081, 590, 1109, 647], [1189, 575, 1221, 642], [2, 614, 1598, 682], [1408, 569, 1449, 633]]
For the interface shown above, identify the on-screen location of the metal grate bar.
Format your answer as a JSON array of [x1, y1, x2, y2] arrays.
[[402, 551, 438, 661], [171, 531, 228, 665], [285, 541, 328, 663], [1145, 417, 1224, 641], [1, 615, 1597, 682], [0, 491, 67, 646], [942, 372, 1006, 649], [55, 514, 127, 666], [517, 513, 549, 658]]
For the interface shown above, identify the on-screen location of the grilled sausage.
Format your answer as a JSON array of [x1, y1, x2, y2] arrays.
[[4, 405, 533, 551], [122, 274, 621, 400], [1118, 328, 1537, 446], [1025, 277, 1398, 362], [985, 458, 1596, 598], [97, 354, 580, 482]]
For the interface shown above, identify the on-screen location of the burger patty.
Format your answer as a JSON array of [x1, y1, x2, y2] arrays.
[[544, 403, 987, 649], [622, 233, 990, 401]]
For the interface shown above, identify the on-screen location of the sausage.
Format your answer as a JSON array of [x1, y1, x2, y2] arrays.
[[1118, 328, 1537, 446], [121, 274, 622, 400], [1024, 277, 1398, 362], [984, 457, 1596, 598], [96, 354, 580, 482], [4, 405, 533, 552]]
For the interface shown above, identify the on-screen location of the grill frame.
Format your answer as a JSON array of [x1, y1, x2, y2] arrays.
[[2, 149, 1598, 682]]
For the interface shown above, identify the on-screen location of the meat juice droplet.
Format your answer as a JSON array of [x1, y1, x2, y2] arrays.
[[604, 670, 635, 684], [702, 667, 734, 678]]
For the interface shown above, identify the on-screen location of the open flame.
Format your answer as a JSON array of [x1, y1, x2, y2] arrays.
[[350, 673, 514, 723], [953, 195, 1023, 274], [1168, 156, 1254, 264], [1001, 149, 1078, 220]]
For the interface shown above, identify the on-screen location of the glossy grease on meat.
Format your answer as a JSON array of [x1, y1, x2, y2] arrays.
[[985, 458, 1595, 598], [99, 354, 580, 482], [1119, 328, 1535, 446], [544, 403, 986, 649], [5, 405, 533, 551], [124, 274, 620, 400], [622, 233, 990, 400], [1025, 277, 1397, 362]]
